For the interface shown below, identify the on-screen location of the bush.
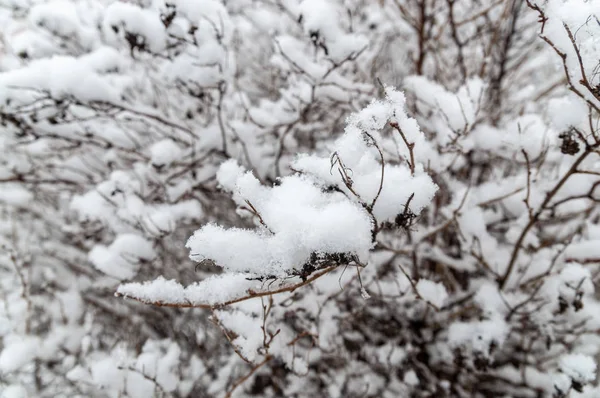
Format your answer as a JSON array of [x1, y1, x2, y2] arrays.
[[2, 0, 600, 397]]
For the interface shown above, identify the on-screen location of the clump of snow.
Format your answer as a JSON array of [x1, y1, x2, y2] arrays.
[[470, 114, 555, 160], [80, 46, 125, 74], [68, 338, 188, 398], [404, 76, 484, 136], [149, 139, 182, 168], [293, 86, 438, 223], [70, 171, 202, 236], [553, 373, 572, 396], [168, 0, 232, 41], [89, 234, 155, 280], [117, 274, 261, 306], [565, 241, 600, 267], [448, 317, 509, 357], [296, 0, 368, 61], [403, 370, 419, 386], [216, 159, 246, 191], [103, 2, 167, 53], [416, 279, 448, 308], [29, 0, 96, 50], [0, 385, 29, 398], [549, 263, 596, 308], [547, 95, 588, 131], [118, 277, 188, 305], [131, 340, 181, 394], [0, 55, 119, 104], [187, 165, 374, 276], [90, 357, 125, 392], [0, 185, 33, 205], [559, 353, 597, 384], [0, 335, 40, 373], [506, 114, 555, 160]]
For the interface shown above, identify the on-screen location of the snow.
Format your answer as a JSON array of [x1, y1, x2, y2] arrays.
[[169, 0, 231, 39], [296, 0, 368, 61], [553, 373, 573, 396], [292, 87, 438, 223], [90, 357, 125, 392], [547, 95, 588, 131], [71, 171, 203, 237], [0, 55, 120, 103], [69, 342, 185, 398], [29, 0, 96, 50], [117, 274, 261, 306], [149, 139, 183, 168], [103, 2, 168, 53], [0, 385, 28, 398], [560, 354, 597, 384], [129, 340, 181, 394], [415, 279, 448, 308], [2, 0, 597, 395], [403, 370, 419, 386], [187, 164, 374, 276], [0, 185, 33, 205], [216, 159, 246, 191], [506, 114, 555, 159], [469, 115, 555, 161], [448, 317, 509, 356], [80, 46, 125, 74], [473, 282, 509, 316], [215, 309, 263, 361], [89, 234, 155, 280], [557, 263, 595, 304], [565, 241, 600, 264], [118, 276, 188, 305], [404, 76, 483, 134], [0, 335, 40, 373]]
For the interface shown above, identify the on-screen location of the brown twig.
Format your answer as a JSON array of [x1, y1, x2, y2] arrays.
[[363, 132, 385, 211], [521, 149, 534, 220], [243, 200, 274, 234], [225, 356, 272, 398], [390, 122, 415, 175], [210, 310, 252, 364]]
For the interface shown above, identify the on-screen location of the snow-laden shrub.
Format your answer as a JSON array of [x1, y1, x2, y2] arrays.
[[2, 0, 600, 397]]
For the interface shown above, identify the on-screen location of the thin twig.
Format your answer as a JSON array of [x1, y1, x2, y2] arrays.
[[390, 122, 415, 175], [363, 132, 385, 210], [224, 355, 273, 398], [521, 149, 534, 220]]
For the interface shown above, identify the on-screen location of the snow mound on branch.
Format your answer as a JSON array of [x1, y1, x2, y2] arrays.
[[0, 385, 28, 398], [559, 353, 597, 384], [296, 0, 368, 61], [117, 274, 262, 306], [293, 87, 438, 222], [103, 2, 167, 53], [0, 55, 119, 104], [0, 335, 40, 373], [448, 317, 509, 357], [89, 234, 155, 280], [187, 163, 374, 276], [150, 139, 182, 168], [416, 279, 448, 308]]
